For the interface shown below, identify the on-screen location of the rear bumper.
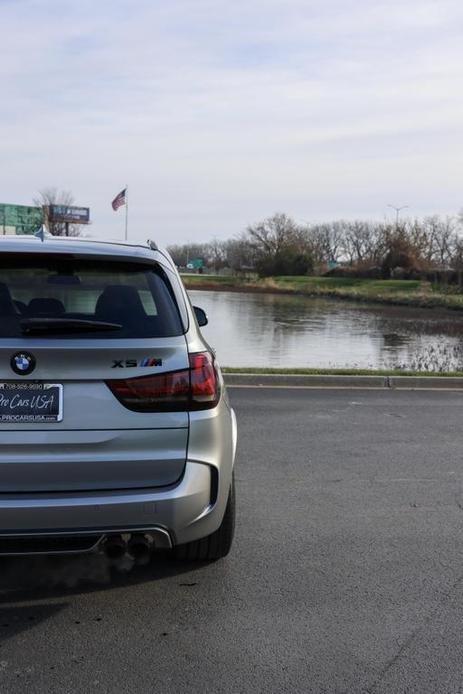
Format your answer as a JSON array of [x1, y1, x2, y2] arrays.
[[0, 461, 226, 549], [0, 394, 237, 554]]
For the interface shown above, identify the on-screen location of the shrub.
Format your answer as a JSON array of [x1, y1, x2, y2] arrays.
[[256, 249, 313, 277]]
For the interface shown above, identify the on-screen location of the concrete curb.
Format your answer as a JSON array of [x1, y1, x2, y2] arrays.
[[388, 376, 463, 390], [223, 373, 463, 390]]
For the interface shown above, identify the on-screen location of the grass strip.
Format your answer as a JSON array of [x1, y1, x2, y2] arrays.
[[183, 274, 463, 311]]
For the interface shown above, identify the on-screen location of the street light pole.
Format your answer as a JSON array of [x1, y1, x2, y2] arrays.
[[387, 204, 409, 229]]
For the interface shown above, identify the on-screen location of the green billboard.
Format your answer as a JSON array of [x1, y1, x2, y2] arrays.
[[0, 204, 43, 235], [187, 258, 204, 270]]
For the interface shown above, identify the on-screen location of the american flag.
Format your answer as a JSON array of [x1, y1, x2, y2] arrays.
[[111, 188, 126, 211]]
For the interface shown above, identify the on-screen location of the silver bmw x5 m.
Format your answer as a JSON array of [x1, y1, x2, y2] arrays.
[[0, 236, 237, 561]]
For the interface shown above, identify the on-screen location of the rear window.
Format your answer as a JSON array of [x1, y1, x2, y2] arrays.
[[0, 253, 184, 339]]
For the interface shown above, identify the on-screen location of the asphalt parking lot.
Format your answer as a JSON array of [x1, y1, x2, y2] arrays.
[[1, 387, 463, 693]]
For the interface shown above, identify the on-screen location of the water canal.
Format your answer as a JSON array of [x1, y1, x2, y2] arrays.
[[188, 289, 463, 371]]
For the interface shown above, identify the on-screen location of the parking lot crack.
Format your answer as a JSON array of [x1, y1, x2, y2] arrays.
[[365, 568, 463, 693], [364, 623, 426, 694], [454, 493, 463, 511]]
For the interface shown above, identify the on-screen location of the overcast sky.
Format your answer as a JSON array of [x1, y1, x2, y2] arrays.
[[2, 0, 463, 245]]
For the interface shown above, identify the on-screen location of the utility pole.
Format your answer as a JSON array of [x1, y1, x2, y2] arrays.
[[387, 204, 409, 229]]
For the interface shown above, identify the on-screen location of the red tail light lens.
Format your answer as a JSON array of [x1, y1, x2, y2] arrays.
[[106, 370, 190, 412], [106, 352, 219, 412], [189, 352, 219, 408]]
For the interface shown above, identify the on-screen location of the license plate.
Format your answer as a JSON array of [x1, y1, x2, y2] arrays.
[[0, 383, 63, 423]]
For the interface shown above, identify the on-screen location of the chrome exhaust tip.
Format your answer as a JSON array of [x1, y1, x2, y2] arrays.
[[127, 534, 151, 564], [104, 535, 127, 559]]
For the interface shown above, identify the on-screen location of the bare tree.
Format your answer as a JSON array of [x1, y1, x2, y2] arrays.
[[426, 215, 456, 267], [362, 222, 388, 265], [245, 213, 313, 275], [33, 188, 82, 236], [246, 213, 298, 255], [451, 235, 463, 285], [167, 244, 188, 267], [206, 238, 227, 272], [309, 222, 345, 264], [167, 243, 210, 268], [224, 235, 256, 272], [340, 221, 385, 265]]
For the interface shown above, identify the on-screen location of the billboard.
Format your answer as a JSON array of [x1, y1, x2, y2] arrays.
[[0, 204, 43, 235], [48, 205, 90, 224]]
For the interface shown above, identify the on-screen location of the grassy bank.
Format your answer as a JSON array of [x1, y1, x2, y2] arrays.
[[222, 367, 463, 377], [183, 273, 463, 311]]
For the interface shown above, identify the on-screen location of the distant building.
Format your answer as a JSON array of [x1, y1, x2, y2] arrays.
[[0, 204, 43, 235]]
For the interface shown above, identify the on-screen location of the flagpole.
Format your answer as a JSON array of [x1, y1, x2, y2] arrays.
[[125, 185, 128, 241]]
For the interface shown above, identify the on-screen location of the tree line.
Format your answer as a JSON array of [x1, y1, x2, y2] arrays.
[[33, 190, 463, 281], [167, 212, 463, 279]]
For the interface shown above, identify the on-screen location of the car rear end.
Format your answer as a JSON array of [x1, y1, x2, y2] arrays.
[[0, 237, 236, 559]]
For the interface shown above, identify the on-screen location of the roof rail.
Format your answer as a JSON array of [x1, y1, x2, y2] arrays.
[[147, 239, 158, 251]]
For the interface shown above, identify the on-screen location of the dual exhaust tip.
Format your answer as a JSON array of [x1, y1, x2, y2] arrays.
[[104, 534, 152, 564]]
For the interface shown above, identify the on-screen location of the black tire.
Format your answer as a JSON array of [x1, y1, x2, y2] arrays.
[[173, 473, 235, 561]]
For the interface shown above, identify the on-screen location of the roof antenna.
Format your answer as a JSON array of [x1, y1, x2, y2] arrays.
[[34, 224, 47, 242]]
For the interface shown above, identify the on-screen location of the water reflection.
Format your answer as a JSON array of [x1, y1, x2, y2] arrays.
[[189, 290, 463, 371]]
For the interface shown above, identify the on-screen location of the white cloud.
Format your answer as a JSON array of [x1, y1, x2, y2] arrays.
[[1, 0, 463, 244]]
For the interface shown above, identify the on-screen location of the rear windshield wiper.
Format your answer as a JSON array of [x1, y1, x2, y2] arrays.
[[20, 318, 123, 335]]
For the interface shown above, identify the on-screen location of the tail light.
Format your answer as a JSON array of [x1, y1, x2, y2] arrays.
[[106, 352, 220, 412]]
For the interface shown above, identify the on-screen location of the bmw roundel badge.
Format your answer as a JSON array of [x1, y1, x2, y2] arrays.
[[10, 352, 36, 376]]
